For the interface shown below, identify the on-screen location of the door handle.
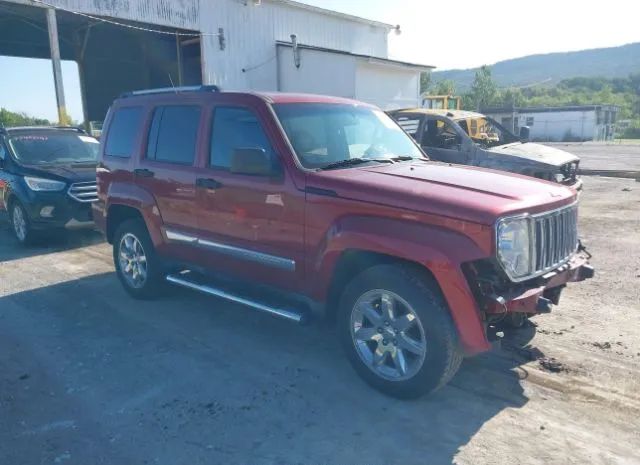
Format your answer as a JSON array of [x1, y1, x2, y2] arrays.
[[134, 168, 155, 178], [196, 177, 223, 189]]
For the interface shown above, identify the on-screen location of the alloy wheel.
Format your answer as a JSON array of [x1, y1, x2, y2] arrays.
[[12, 205, 27, 242], [350, 289, 427, 381], [118, 233, 148, 288]]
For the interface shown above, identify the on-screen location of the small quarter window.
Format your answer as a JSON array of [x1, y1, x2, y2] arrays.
[[396, 117, 421, 136], [105, 106, 143, 158], [146, 105, 201, 165]]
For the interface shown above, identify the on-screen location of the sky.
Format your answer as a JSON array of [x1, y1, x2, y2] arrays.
[[1, 0, 639, 121]]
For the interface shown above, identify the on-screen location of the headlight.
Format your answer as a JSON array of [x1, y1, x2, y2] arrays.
[[23, 176, 66, 192], [497, 216, 532, 280]]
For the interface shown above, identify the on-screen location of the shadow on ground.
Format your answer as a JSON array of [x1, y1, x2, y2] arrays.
[[0, 211, 105, 263], [0, 271, 541, 465]]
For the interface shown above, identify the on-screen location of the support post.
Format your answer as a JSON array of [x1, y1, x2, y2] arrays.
[[46, 8, 67, 124], [175, 33, 183, 86]]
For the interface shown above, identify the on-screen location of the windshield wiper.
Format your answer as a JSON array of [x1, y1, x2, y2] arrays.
[[388, 155, 416, 162], [319, 158, 393, 171]]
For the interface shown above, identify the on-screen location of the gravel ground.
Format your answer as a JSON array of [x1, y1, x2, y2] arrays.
[[544, 142, 640, 171], [0, 176, 639, 465]]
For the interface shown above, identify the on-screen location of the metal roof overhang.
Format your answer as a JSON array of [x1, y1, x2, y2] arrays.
[[276, 41, 434, 72]]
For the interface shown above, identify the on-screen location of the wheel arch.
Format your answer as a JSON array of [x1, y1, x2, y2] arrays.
[[106, 204, 145, 244], [312, 217, 492, 355]]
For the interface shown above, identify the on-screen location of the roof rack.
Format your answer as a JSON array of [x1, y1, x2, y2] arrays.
[[120, 85, 221, 98], [0, 125, 86, 134]]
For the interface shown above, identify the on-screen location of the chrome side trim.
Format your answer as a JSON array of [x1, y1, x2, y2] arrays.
[[166, 229, 198, 244], [198, 239, 295, 271], [165, 229, 295, 271], [166, 274, 305, 324]]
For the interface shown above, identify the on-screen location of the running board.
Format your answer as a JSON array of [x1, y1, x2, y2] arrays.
[[166, 273, 309, 324]]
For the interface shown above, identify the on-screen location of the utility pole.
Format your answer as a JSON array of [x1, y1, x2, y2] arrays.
[[46, 7, 67, 124]]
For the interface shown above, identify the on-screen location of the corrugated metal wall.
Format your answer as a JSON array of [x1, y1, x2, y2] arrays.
[[6, 0, 393, 93], [199, 0, 389, 90], [6, 0, 199, 29]]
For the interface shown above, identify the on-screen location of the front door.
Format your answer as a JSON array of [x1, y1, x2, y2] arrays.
[[195, 104, 305, 291], [421, 117, 470, 164]]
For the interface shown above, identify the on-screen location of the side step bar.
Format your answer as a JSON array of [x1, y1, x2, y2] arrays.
[[166, 273, 309, 325]]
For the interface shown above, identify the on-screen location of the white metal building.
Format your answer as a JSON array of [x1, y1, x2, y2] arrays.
[[482, 105, 620, 142], [2, 0, 432, 122]]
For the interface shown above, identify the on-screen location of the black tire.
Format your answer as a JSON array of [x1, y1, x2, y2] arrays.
[[337, 264, 463, 399], [112, 218, 164, 299], [9, 201, 36, 245], [502, 312, 529, 329]]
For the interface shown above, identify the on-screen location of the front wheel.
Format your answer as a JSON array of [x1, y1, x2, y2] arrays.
[[10, 201, 35, 245], [338, 264, 463, 399], [113, 219, 163, 299]]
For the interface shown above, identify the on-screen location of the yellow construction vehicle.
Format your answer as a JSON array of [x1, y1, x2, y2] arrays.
[[421, 95, 462, 111]]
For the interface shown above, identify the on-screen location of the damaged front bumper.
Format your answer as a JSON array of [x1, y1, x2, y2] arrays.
[[482, 252, 594, 316]]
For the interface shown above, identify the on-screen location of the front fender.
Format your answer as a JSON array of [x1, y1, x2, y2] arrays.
[[311, 216, 493, 355]]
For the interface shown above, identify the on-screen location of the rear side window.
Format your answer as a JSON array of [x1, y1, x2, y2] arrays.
[[104, 106, 143, 158], [146, 105, 201, 165], [210, 107, 274, 169]]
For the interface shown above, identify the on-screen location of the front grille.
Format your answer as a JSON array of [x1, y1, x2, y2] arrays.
[[68, 181, 98, 203], [532, 203, 578, 274]]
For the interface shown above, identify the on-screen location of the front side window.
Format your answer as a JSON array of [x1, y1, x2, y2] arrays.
[[210, 107, 274, 169], [146, 105, 201, 165], [274, 103, 423, 169], [456, 116, 519, 148], [105, 106, 143, 158], [7, 131, 99, 165], [423, 118, 460, 149]]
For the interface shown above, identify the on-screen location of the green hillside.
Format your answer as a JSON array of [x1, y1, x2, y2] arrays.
[[433, 42, 640, 90]]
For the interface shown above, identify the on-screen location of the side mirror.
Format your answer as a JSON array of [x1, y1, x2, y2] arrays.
[[230, 148, 277, 177], [519, 126, 531, 143]]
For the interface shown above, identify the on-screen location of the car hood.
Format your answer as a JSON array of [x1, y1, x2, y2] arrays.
[[18, 163, 97, 184], [487, 142, 579, 167], [308, 161, 576, 225]]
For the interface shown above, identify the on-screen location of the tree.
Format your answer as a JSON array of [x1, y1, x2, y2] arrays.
[[467, 65, 499, 110], [499, 87, 526, 107], [0, 108, 51, 127], [432, 79, 456, 96], [420, 72, 432, 94]]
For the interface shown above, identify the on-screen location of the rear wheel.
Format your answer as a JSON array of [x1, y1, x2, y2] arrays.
[[10, 201, 35, 245], [113, 219, 163, 299], [338, 264, 463, 399]]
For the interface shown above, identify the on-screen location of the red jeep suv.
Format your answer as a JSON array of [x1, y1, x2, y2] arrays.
[[94, 86, 593, 398]]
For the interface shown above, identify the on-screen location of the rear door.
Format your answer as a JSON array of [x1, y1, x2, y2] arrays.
[[134, 103, 204, 259], [194, 104, 305, 291]]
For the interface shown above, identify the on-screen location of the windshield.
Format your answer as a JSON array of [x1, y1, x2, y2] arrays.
[[456, 116, 518, 147], [7, 131, 99, 165], [274, 103, 425, 169]]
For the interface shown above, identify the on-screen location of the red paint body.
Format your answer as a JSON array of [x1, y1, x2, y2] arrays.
[[94, 91, 591, 356]]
